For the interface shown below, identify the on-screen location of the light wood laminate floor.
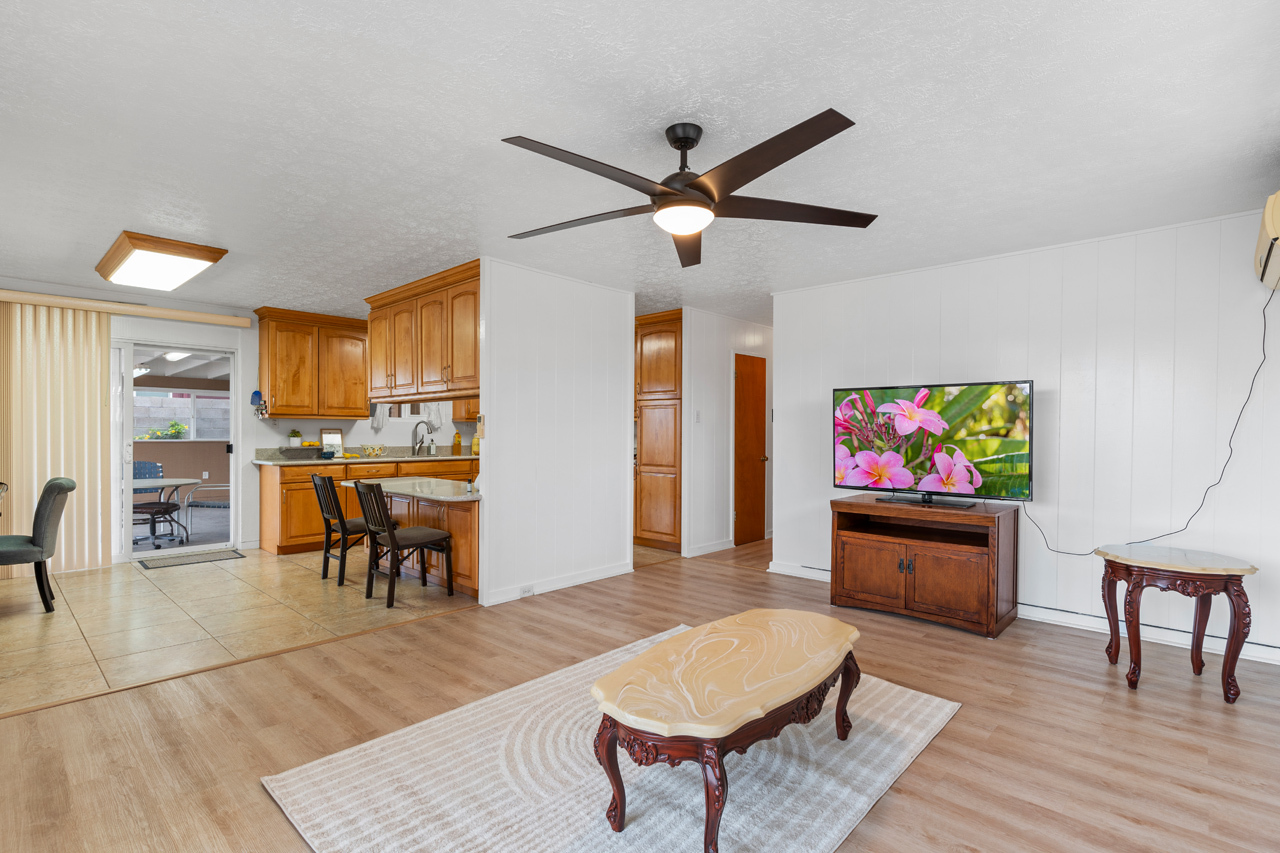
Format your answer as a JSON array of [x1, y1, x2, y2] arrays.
[[1, 548, 1276, 852], [0, 549, 476, 715]]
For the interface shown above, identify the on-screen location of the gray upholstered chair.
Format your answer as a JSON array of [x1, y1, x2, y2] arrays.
[[0, 478, 76, 612]]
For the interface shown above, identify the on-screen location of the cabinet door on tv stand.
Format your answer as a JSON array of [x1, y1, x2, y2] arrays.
[[906, 544, 988, 625], [835, 533, 905, 608]]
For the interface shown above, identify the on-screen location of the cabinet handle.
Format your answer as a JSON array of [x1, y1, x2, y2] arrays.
[[898, 557, 904, 574], [907, 558, 914, 575], [636, 381, 640, 395]]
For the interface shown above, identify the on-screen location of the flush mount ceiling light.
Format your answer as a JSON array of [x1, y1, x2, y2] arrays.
[[653, 200, 714, 236], [96, 231, 227, 291], [163, 351, 191, 361], [132, 365, 151, 377]]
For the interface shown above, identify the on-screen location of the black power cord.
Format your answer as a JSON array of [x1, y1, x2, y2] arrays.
[[1024, 285, 1276, 557]]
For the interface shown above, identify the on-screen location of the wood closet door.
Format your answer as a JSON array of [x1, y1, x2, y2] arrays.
[[266, 321, 317, 415], [635, 400, 680, 543], [416, 291, 448, 396], [446, 280, 479, 392]]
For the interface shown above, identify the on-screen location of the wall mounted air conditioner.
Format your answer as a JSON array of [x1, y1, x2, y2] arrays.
[[1255, 191, 1280, 289]]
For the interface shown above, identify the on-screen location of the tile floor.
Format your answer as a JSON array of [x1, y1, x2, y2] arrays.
[[0, 548, 477, 716]]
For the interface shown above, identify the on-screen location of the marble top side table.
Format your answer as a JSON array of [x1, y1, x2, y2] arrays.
[[1095, 544, 1258, 704]]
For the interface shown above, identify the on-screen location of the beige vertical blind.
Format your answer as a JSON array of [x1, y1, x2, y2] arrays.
[[0, 302, 111, 577]]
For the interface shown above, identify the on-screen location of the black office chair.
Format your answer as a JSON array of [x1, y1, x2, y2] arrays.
[[310, 473, 374, 586], [0, 478, 76, 612], [353, 480, 453, 608]]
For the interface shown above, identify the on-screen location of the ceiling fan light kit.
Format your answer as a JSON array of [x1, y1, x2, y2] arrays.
[[503, 108, 877, 267]]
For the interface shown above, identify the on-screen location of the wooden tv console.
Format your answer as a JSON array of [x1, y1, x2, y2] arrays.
[[830, 494, 1019, 638]]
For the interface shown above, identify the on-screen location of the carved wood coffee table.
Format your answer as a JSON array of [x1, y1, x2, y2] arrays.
[[1096, 544, 1258, 703], [590, 609, 861, 853]]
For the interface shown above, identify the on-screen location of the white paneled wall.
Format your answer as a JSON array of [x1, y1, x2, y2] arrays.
[[479, 258, 634, 606], [681, 308, 773, 556], [773, 211, 1279, 663]]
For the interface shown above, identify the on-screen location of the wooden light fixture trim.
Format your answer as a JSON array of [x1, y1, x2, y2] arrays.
[[95, 231, 228, 283]]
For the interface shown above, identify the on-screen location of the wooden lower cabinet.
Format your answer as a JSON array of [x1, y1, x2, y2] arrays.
[[830, 495, 1018, 638]]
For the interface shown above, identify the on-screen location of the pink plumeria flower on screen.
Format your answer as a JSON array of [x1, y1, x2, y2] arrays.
[[941, 445, 982, 488], [835, 444, 857, 484], [918, 450, 976, 494], [834, 397, 859, 436], [847, 450, 915, 489], [877, 388, 948, 437]]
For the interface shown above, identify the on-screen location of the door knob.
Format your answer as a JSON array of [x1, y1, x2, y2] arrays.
[[760, 456, 769, 462]]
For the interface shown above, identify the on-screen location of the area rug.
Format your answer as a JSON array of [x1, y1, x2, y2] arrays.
[[262, 627, 960, 853], [138, 549, 244, 569]]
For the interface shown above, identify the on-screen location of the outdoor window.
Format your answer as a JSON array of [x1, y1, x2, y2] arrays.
[[133, 390, 231, 440]]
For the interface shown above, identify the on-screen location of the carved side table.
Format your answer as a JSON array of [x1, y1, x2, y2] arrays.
[[590, 609, 862, 853], [1096, 545, 1258, 703]]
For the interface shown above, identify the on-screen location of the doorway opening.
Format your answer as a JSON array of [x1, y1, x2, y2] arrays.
[[732, 353, 767, 546], [111, 342, 237, 558]]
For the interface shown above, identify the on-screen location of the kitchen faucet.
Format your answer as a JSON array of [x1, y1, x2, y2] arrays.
[[412, 421, 432, 456]]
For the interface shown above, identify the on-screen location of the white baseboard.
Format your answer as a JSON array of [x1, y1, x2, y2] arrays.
[[684, 539, 733, 558], [481, 561, 633, 607], [765, 528, 773, 539], [767, 561, 830, 583], [1018, 604, 1280, 666], [239, 539, 260, 552]]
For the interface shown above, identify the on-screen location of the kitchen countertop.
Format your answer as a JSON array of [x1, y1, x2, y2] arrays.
[[337, 476, 481, 502], [253, 453, 478, 467]]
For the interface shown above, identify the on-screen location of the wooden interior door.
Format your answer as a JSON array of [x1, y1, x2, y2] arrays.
[[317, 327, 368, 417], [367, 308, 390, 398], [416, 291, 448, 396], [389, 302, 417, 395], [635, 400, 680, 545], [635, 320, 680, 399], [446, 280, 479, 391], [733, 353, 767, 545], [907, 545, 989, 624], [834, 533, 905, 607], [267, 321, 318, 415]]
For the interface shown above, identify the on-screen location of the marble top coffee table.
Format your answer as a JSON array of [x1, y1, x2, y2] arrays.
[[590, 609, 861, 853], [1096, 544, 1258, 703]]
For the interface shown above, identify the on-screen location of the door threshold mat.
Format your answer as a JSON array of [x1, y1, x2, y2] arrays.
[[139, 549, 244, 570]]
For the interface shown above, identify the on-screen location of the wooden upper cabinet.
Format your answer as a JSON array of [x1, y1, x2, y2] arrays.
[[318, 326, 369, 417], [636, 311, 682, 400], [416, 291, 448, 396], [368, 307, 390, 398], [264, 321, 317, 415], [446, 280, 479, 392], [255, 308, 369, 419], [364, 260, 480, 403], [389, 302, 416, 395]]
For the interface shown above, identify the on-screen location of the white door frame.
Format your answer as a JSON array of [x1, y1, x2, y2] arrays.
[[112, 338, 241, 561]]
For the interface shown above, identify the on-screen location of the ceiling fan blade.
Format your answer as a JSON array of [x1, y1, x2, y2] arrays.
[[503, 137, 681, 198], [714, 195, 877, 228], [672, 231, 701, 267], [508, 205, 653, 239], [686, 109, 855, 202]]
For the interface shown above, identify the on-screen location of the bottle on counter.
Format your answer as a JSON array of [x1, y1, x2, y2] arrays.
[[470, 433, 480, 456], [427, 438, 436, 456], [453, 430, 462, 453]]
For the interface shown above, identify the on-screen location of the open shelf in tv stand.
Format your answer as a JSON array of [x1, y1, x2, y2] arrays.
[[830, 494, 1019, 638]]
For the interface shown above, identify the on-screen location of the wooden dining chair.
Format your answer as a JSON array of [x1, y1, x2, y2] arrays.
[[310, 474, 370, 586], [353, 480, 453, 608]]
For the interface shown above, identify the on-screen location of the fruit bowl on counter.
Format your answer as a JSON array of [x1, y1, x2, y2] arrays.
[[360, 444, 386, 458]]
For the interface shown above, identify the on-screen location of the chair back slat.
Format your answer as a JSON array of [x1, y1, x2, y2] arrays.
[[310, 474, 343, 526], [354, 481, 397, 550]]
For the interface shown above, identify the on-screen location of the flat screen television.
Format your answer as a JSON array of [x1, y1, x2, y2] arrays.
[[833, 381, 1033, 501]]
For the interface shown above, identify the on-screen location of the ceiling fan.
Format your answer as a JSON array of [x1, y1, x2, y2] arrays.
[[502, 108, 876, 268]]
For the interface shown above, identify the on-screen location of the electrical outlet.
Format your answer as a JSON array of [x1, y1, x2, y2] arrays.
[[202, 471, 209, 479], [519, 586, 534, 598], [695, 410, 701, 424]]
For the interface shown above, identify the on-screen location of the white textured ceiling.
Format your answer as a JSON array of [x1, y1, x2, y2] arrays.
[[2, 1, 1279, 325]]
